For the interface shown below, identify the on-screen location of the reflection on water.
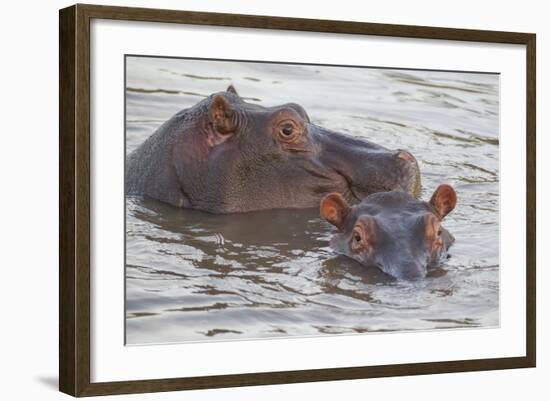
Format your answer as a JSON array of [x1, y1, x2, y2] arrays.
[[125, 57, 499, 344]]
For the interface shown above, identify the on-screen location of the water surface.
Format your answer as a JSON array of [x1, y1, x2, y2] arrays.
[[125, 57, 499, 344]]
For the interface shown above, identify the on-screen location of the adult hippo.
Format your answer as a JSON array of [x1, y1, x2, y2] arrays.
[[126, 86, 421, 213], [320, 184, 457, 280]]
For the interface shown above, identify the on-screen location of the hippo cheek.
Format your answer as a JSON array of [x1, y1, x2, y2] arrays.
[[329, 234, 350, 255], [428, 229, 455, 266], [442, 229, 456, 247], [432, 243, 452, 266]]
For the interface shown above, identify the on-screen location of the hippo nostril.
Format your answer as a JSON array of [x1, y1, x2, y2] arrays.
[[393, 150, 421, 197], [396, 150, 416, 163]]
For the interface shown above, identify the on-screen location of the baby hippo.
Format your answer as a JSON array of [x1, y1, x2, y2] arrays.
[[320, 185, 457, 280]]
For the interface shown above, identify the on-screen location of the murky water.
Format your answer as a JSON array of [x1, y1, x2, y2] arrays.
[[125, 56, 499, 344]]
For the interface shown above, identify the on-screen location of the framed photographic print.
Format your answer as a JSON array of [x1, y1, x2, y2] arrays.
[[59, 4, 536, 397]]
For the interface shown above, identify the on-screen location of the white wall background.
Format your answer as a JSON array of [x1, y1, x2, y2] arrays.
[[0, 0, 545, 400]]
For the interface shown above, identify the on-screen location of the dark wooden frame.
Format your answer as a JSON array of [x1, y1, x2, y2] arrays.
[[59, 3, 536, 397]]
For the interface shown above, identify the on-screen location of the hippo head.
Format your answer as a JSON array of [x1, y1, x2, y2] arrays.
[[159, 86, 421, 213], [320, 185, 457, 280]]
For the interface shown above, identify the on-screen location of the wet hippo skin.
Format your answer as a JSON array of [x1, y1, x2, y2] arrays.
[[126, 86, 421, 213], [320, 185, 457, 280]]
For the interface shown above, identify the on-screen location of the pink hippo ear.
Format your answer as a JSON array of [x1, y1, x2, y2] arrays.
[[208, 94, 236, 134], [429, 184, 457, 218], [320, 193, 350, 230]]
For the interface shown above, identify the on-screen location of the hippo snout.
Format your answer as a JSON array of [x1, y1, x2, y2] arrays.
[[344, 148, 422, 201], [393, 261, 427, 281]]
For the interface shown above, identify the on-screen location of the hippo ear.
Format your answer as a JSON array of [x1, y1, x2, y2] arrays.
[[320, 193, 350, 230], [226, 85, 239, 96], [208, 94, 235, 134], [429, 184, 457, 218]]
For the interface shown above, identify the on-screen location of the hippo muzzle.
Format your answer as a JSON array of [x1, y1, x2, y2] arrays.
[[313, 126, 421, 202]]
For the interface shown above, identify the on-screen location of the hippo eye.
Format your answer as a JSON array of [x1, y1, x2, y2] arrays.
[[277, 120, 299, 141], [351, 228, 365, 252], [281, 124, 294, 136], [437, 228, 442, 237]]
